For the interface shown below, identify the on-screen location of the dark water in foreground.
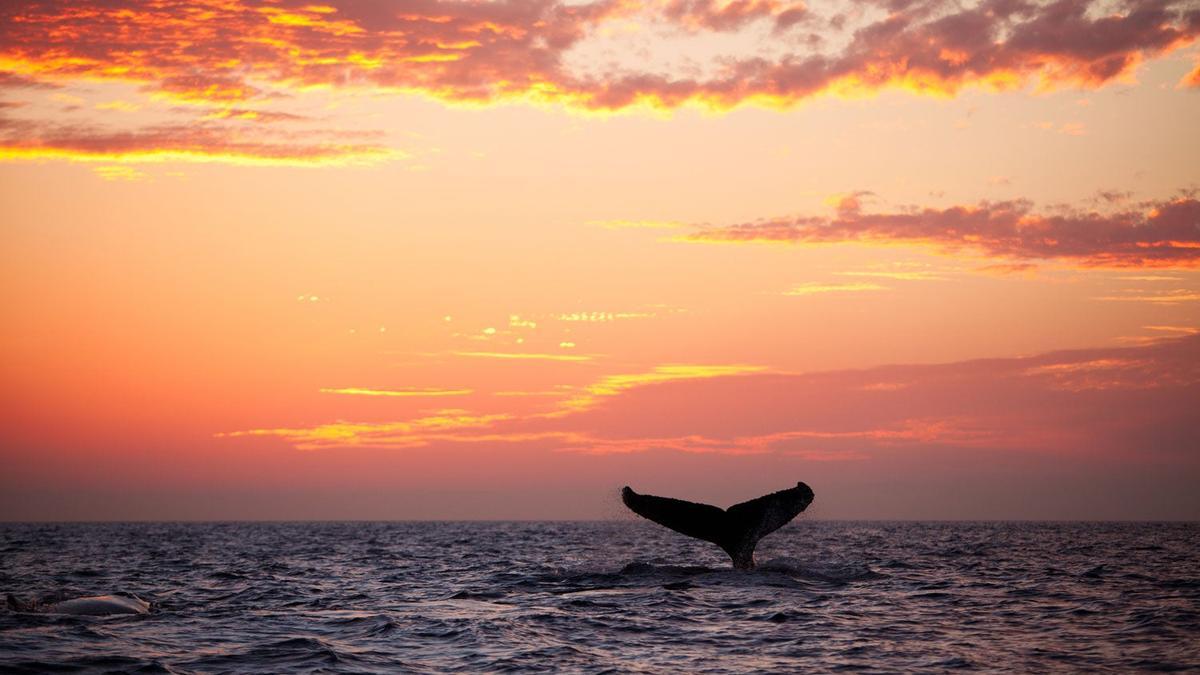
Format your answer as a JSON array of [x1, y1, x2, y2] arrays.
[[1, 521, 1198, 673]]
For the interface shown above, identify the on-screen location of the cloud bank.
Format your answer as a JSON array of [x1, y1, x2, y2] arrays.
[[687, 193, 1200, 268], [2, 0, 1196, 112], [222, 334, 1200, 465], [3, 0, 1196, 165]]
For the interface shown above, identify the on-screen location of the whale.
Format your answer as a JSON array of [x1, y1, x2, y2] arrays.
[[6, 593, 149, 616], [621, 482, 814, 570]]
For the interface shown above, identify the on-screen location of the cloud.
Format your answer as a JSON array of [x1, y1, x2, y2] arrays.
[[686, 193, 1200, 268], [319, 388, 473, 397], [1096, 189, 1133, 205], [556, 311, 655, 322], [0, 0, 1196, 114], [836, 270, 950, 281], [91, 164, 147, 181], [1118, 275, 1182, 281], [452, 351, 593, 362], [1113, 324, 1200, 346], [94, 100, 141, 112], [559, 363, 765, 412], [976, 262, 1040, 275], [217, 411, 512, 450], [0, 117, 392, 166], [0, 71, 58, 90], [783, 282, 889, 295], [553, 335, 1200, 457], [201, 108, 310, 123], [1144, 325, 1200, 334], [3, 0, 1194, 165], [1093, 289, 1200, 304], [587, 219, 685, 230], [662, 0, 807, 32], [1181, 61, 1200, 88], [220, 335, 1200, 465], [1058, 121, 1087, 136]]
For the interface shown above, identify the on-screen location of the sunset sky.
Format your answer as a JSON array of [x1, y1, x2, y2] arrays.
[[1, 0, 1198, 521]]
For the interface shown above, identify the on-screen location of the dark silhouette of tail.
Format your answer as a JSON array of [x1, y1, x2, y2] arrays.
[[621, 482, 814, 569]]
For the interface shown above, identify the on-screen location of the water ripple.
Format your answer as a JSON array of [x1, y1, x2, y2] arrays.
[[1, 521, 1198, 672]]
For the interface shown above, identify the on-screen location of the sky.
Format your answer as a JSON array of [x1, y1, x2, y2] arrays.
[[1, 0, 1198, 521]]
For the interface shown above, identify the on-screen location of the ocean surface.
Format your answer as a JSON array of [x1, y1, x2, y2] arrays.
[[1, 521, 1197, 673]]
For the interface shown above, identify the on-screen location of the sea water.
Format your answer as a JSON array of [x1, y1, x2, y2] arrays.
[[1, 521, 1197, 672]]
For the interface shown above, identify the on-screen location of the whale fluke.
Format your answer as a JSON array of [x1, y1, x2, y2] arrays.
[[621, 482, 814, 570]]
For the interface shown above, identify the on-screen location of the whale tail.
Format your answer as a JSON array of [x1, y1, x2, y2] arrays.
[[621, 482, 814, 570]]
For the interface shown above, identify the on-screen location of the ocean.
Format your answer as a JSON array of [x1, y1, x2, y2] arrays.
[[1, 521, 1197, 673]]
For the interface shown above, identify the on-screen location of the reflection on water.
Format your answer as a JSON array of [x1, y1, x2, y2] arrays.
[[1, 521, 1198, 672]]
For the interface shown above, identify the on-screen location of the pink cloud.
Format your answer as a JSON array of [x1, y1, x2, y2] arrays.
[[0, 0, 1196, 111], [225, 335, 1200, 465], [4, 0, 1195, 162], [687, 193, 1200, 268], [0, 115, 390, 165]]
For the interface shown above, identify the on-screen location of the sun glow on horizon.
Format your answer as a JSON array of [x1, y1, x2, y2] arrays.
[[1, 0, 1198, 521]]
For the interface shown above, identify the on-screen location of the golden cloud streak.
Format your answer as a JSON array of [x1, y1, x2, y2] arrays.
[[836, 271, 950, 281], [218, 335, 1200, 453], [1093, 290, 1200, 305], [558, 363, 765, 413], [0, 145, 396, 167], [320, 388, 473, 397], [222, 362, 767, 449], [453, 351, 594, 362], [784, 282, 889, 296], [217, 412, 511, 450], [587, 219, 684, 230]]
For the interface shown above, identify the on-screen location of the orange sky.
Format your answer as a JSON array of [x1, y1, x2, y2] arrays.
[[1, 0, 1198, 520]]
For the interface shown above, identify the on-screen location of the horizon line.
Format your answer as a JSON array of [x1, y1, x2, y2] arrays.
[[2, 518, 1196, 524]]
